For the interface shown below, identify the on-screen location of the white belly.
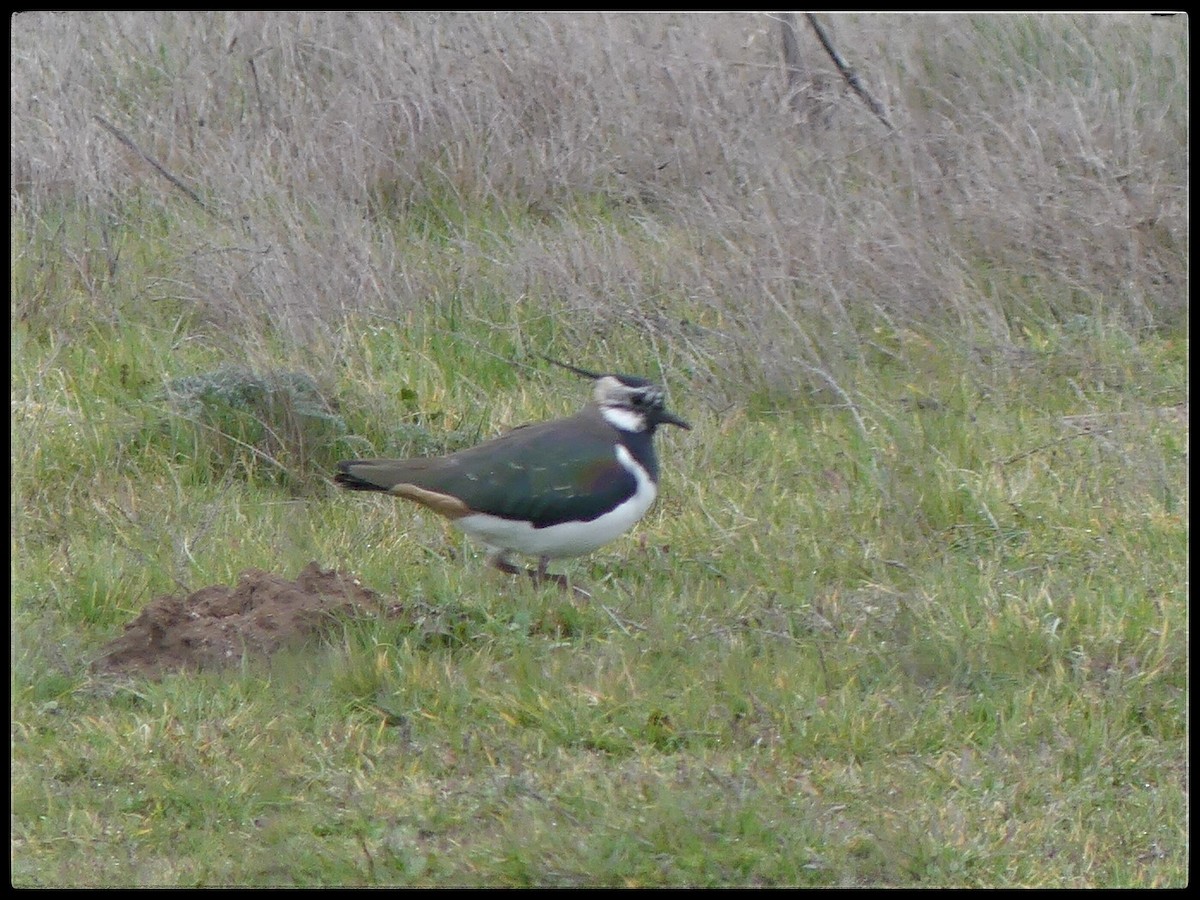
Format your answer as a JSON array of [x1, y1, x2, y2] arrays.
[[455, 445, 657, 559]]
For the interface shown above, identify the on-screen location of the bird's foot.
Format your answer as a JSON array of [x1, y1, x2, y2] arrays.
[[489, 554, 591, 600], [532, 556, 593, 599], [534, 569, 593, 601], [488, 554, 525, 578]]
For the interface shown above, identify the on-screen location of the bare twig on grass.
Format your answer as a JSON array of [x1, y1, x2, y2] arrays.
[[805, 13, 894, 132], [247, 52, 270, 131], [92, 114, 211, 210], [778, 13, 807, 116]]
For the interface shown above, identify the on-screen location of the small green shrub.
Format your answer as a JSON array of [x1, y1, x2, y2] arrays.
[[159, 366, 345, 487]]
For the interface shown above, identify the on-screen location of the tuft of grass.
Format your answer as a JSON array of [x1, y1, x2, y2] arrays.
[[154, 366, 346, 488]]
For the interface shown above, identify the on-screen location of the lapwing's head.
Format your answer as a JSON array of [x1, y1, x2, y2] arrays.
[[543, 357, 691, 435]]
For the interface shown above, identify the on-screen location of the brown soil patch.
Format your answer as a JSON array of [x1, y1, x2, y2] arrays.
[[94, 563, 393, 679]]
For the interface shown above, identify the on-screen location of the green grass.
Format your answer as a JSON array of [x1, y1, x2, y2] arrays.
[[11, 305, 1186, 887]]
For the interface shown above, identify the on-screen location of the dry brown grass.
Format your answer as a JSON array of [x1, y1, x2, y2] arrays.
[[11, 12, 1187, 385]]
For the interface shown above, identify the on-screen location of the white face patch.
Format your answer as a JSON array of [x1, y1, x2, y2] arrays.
[[601, 405, 646, 433], [455, 444, 657, 559]]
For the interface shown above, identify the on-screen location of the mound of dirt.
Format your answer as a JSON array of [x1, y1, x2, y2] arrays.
[[94, 563, 394, 679]]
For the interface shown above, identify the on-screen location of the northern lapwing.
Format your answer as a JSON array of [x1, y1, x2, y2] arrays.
[[334, 359, 690, 593]]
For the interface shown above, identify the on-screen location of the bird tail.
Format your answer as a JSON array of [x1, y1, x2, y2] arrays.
[[334, 461, 392, 492]]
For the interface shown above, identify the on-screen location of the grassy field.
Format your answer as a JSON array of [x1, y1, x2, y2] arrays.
[[10, 12, 1188, 887]]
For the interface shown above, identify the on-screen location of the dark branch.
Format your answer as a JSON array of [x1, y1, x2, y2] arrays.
[[93, 114, 210, 209], [805, 14, 895, 132]]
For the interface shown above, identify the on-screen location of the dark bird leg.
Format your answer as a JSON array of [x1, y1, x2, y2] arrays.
[[489, 552, 590, 599], [489, 552, 525, 578], [532, 555, 592, 599]]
